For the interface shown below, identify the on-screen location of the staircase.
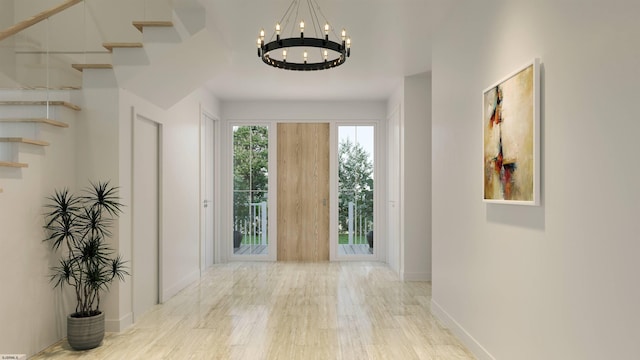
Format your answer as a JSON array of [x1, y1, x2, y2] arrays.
[[0, 93, 79, 193], [0, 0, 225, 193]]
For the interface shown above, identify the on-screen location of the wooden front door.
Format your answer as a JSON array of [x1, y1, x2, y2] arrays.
[[277, 123, 330, 261]]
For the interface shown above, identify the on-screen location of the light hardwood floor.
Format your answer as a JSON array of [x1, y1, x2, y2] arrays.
[[32, 262, 475, 360]]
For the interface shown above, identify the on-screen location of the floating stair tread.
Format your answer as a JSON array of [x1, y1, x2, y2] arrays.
[[18, 86, 82, 91], [132, 21, 173, 33], [0, 161, 28, 168], [0, 101, 81, 111], [103, 42, 143, 52], [0, 137, 50, 146], [71, 63, 113, 72], [0, 118, 69, 128]]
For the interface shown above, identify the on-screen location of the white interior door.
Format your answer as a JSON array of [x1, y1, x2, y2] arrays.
[[201, 114, 215, 270], [133, 116, 160, 321]]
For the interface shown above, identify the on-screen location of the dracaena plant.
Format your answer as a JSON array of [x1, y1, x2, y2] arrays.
[[43, 181, 128, 317]]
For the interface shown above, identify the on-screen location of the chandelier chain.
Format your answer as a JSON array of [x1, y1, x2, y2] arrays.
[[308, 0, 321, 38], [307, 0, 323, 57], [312, 0, 341, 39], [273, 0, 298, 42], [292, 0, 301, 38]]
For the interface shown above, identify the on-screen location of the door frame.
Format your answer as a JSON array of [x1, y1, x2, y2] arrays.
[[200, 109, 220, 273], [331, 121, 381, 261], [222, 119, 384, 262], [225, 121, 277, 261]]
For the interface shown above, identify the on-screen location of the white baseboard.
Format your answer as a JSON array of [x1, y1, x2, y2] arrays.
[[161, 270, 200, 303], [105, 312, 132, 332], [431, 299, 496, 360], [386, 262, 401, 278], [401, 271, 432, 281]]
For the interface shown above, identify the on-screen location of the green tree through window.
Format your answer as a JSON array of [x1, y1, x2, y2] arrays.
[[338, 137, 374, 241], [233, 126, 269, 245]]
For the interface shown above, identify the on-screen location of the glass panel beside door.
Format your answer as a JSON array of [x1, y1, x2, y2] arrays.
[[338, 125, 374, 256], [232, 125, 269, 255]]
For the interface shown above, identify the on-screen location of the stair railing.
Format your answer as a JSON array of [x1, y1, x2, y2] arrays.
[[0, 0, 83, 42]]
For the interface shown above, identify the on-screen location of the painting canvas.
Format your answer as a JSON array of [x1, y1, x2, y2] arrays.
[[483, 59, 540, 205]]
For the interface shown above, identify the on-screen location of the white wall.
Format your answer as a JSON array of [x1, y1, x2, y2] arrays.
[[0, 76, 220, 354], [13, 0, 171, 53], [73, 71, 123, 332], [118, 86, 219, 326], [386, 85, 404, 275], [431, 1, 640, 359], [162, 88, 219, 300], [386, 73, 432, 281], [403, 73, 431, 281], [0, 1, 16, 86], [0, 0, 219, 349], [0, 90, 78, 357], [222, 100, 386, 122]]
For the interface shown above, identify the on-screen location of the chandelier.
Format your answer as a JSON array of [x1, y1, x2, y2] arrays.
[[256, 0, 351, 71]]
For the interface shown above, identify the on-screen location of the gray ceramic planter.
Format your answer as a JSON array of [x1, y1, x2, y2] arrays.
[[67, 312, 105, 350]]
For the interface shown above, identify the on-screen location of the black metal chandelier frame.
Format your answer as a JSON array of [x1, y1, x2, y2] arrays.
[[257, 0, 351, 71]]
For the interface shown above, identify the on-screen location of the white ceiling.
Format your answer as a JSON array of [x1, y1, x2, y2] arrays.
[[201, 0, 434, 101]]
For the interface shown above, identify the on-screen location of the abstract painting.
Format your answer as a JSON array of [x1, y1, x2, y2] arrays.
[[483, 59, 540, 205]]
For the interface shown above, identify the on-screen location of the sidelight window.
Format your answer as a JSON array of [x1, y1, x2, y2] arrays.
[[337, 125, 375, 256], [232, 125, 269, 255]]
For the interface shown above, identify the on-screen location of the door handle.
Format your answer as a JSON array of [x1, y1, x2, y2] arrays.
[[203, 200, 209, 208]]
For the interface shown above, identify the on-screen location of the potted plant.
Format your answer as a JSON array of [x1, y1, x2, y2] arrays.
[[233, 230, 243, 248], [43, 181, 128, 350]]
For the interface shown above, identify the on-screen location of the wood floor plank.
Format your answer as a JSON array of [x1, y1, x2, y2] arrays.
[[30, 263, 476, 360]]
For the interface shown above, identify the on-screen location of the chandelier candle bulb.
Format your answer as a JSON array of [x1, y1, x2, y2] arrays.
[[324, 50, 328, 61], [260, 29, 265, 41], [283, 49, 287, 61], [300, 20, 305, 38], [341, 29, 346, 41], [304, 50, 308, 63]]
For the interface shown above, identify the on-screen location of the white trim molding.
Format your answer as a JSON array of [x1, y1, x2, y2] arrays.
[[401, 271, 431, 281], [431, 299, 496, 360], [161, 270, 200, 303], [105, 312, 133, 332]]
